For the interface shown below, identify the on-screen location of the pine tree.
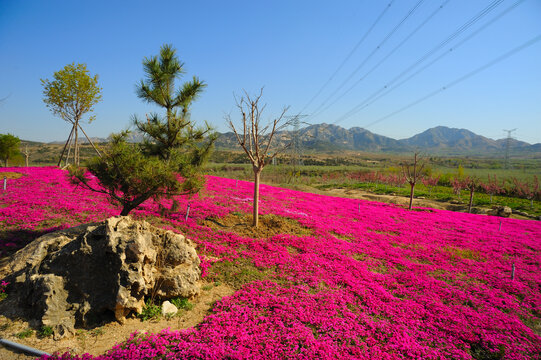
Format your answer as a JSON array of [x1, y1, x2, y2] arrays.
[[71, 45, 216, 215]]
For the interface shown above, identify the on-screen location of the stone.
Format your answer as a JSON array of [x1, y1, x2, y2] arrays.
[[1, 216, 201, 339], [161, 301, 178, 317], [487, 206, 512, 218]]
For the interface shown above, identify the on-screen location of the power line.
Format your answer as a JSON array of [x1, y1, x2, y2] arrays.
[[306, 0, 426, 119], [334, 0, 525, 124], [297, 1, 396, 115], [360, 34, 541, 129], [311, 0, 452, 121]]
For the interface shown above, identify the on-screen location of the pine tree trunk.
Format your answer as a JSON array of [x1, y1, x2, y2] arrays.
[[253, 169, 261, 227], [408, 183, 415, 210], [120, 206, 133, 216]]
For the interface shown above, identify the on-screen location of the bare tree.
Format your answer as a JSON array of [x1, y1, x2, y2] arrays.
[[463, 176, 480, 213], [22, 144, 30, 167], [226, 88, 290, 227], [402, 152, 425, 210]]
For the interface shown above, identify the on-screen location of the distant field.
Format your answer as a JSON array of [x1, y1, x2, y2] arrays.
[[7, 144, 540, 217]]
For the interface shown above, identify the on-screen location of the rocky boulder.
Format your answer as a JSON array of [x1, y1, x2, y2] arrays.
[[487, 206, 512, 218], [1, 216, 201, 339]]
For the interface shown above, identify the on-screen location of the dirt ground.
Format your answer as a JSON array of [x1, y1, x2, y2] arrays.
[[201, 212, 313, 238], [0, 172, 24, 179], [0, 282, 234, 359]]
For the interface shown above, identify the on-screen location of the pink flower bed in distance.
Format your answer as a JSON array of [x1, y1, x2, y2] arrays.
[[0, 167, 539, 359]]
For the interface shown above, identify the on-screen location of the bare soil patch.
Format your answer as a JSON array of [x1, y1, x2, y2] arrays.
[[0, 282, 234, 359], [201, 212, 313, 238], [0, 172, 24, 179]]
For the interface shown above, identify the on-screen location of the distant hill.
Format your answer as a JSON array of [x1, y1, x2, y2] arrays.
[[216, 124, 541, 157], [45, 124, 540, 157]]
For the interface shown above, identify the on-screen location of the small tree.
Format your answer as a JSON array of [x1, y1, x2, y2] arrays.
[[421, 174, 440, 196], [226, 89, 290, 227], [0, 134, 20, 167], [71, 132, 184, 215], [401, 152, 424, 210], [512, 176, 539, 209], [463, 176, 480, 213], [480, 175, 502, 204], [133, 44, 215, 166], [452, 177, 464, 200], [71, 45, 215, 216], [41, 63, 102, 166], [21, 144, 30, 167]]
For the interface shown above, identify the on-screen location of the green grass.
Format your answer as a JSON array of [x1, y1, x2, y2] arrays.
[[171, 297, 193, 311], [15, 328, 33, 339], [38, 325, 53, 338], [138, 299, 161, 321]]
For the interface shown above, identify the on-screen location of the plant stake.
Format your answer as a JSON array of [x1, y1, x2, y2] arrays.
[[512, 263, 515, 280], [185, 204, 191, 221]]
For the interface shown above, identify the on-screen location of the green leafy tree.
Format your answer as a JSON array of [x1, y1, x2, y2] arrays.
[[41, 63, 102, 166], [0, 133, 20, 167], [71, 45, 215, 216]]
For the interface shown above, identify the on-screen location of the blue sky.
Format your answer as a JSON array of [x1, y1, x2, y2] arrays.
[[1, 0, 540, 144]]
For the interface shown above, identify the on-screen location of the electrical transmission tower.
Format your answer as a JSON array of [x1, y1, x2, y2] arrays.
[[287, 114, 309, 168], [503, 128, 516, 169]]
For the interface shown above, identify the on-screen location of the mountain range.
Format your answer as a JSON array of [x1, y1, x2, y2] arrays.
[[55, 125, 541, 157], [216, 124, 541, 157]]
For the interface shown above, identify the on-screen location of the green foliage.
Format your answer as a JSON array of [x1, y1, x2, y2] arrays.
[[38, 325, 53, 338], [70, 44, 216, 215], [207, 258, 272, 289], [134, 44, 216, 166], [0, 133, 20, 166], [457, 165, 465, 179], [41, 63, 102, 124], [138, 298, 161, 321], [171, 297, 193, 311], [70, 132, 183, 216], [15, 328, 33, 339]]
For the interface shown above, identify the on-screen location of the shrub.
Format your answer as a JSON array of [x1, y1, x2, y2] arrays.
[[138, 299, 161, 321]]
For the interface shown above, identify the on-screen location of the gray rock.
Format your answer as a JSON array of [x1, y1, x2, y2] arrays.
[[487, 206, 512, 218], [2, 216, 201, 339], [161, 301, 178, 317]]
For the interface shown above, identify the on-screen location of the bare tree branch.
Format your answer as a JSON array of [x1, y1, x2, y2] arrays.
[[226, 88, 292, 227]]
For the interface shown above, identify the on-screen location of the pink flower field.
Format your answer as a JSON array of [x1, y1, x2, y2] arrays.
[[1, 167, 540, 359]]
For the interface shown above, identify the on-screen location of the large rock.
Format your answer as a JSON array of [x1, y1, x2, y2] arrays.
[[487, 206, 512, 218], [2, 216, 200, 339]]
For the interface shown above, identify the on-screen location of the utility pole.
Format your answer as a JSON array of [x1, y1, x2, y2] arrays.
[[503, 128, 516, 169]]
